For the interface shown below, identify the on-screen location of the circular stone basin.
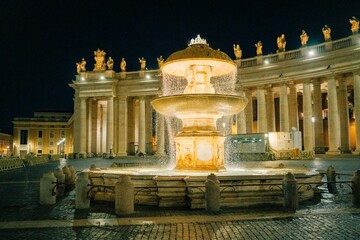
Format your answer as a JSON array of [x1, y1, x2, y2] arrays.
[[151, 94, 248, 118]]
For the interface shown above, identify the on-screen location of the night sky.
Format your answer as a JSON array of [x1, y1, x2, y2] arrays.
[[1, 0, 359, 134]]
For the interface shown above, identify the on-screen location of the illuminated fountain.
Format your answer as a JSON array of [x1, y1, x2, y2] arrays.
[[85, 35, 322, 209], [152, 34, 248, 171]]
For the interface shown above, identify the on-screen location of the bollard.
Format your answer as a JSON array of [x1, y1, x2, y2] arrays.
[[326, 165, 338, 194], [283, 172, 298, 211], [54, 168, 66, 197], [40, 172, 57, 205], [115, 175, 134, 215], [68, 165, 76, 187], [205, 173, 220, 212], [62, 166, 72, 188], [352, 170, 360, 205], [75, 172, 91, 209]]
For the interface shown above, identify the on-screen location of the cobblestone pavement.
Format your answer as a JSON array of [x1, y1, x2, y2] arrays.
[[0, 156, 359, 239]]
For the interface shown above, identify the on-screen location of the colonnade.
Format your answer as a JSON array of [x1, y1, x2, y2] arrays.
[[71, 70, 360, 157], [73, 94, 159, 156], [239, 71, 360, 154]]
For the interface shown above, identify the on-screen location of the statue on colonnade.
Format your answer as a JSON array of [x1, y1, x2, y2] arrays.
[[300, 30, 309, 46], [76, 58, 86, 74], [350, 16, 359, 34], [93, 48, 106, 71], [139, 57, 146, 70], [157, 56, 164, 68], [322, 25, 331, 41], [255, 41, 263, 56], [233, 44, 242, 59], [106, 57, 114, 70], [120, 58, 126, 72], [277, 34, 286, 52]]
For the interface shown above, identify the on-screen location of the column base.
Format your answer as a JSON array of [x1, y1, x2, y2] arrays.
[[326, 150, 340, 155], [352, 150, 360, 155], [116, 152, 128, 157]]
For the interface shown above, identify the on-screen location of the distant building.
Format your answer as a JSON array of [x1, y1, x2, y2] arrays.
[[12, 112, 73, 158], [0, 132, 12, 157]]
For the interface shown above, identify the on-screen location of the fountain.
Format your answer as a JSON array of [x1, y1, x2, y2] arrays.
[[151, 34, 248, 171], [85, 35, 322, 209]]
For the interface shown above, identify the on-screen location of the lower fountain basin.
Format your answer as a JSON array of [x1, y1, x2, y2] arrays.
[[85, 166, 322, 209]]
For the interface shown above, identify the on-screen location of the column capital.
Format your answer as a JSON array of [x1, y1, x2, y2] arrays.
[[287, 80, 295, 86], [311, 78, 322, 86], [353, 69, 360, 76]]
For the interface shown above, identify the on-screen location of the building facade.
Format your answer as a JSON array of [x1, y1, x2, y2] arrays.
[[0, 132, 12, 157], [12, 112, 73, 158], [70, 32, 360, 157]]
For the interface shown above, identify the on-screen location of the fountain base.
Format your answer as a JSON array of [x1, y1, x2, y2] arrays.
[[85, 166, 323, 209]]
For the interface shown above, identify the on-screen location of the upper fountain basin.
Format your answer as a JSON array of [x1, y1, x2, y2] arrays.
[[161, 44, 236, 77], [151, 94, 248, 118]]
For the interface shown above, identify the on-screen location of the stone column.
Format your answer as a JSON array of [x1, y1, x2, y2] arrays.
[[138, 97, 146, 154], [145, 97, 153, 154], [236, 87, 246, 134], [73, 94, 80, 153], [312, 79, 325, 153], [266, 84, 275, 132], [338, 77, 351, 153], [87, 99, 92, 154], [353, 72, 360, 154], [79, 97, 87, 154], [236, 111, 246, 134], [288, 81, 299, 130], [156, 112, 166, 156], [117, 96, 128, 156], [280, 83, 290, 132], [257, 86, 267, 133], [127, 98, 135, 155], [106, 97, 114, 154], [245, 88, 253, 133], [303, 80, 314, 151], [327, 74, 340, 154]]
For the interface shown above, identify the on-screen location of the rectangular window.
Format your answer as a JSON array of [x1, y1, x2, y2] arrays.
[[37, 149, 42, 154], [50, 130, 55, 139], [49, 150, 54, 154], [38, 130, 43, 138], [50, 141, 54, 146], [20, 130, 28, 145], [38, 141, 42, 146]]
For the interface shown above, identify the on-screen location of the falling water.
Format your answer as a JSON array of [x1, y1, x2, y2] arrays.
[[162, 71, 237, 96], [158, 69, 239, 166]]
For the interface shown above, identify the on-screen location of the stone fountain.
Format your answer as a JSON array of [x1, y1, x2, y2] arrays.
[[151, 34, 248, 171], [85, 35, 322, 209]]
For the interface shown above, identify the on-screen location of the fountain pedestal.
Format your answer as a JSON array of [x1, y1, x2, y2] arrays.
[[175, 135, 225, 171]]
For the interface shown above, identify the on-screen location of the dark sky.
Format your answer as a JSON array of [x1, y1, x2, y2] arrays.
[[1, 0, 359, 134]]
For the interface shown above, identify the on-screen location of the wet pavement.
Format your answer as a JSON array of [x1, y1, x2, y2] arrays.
[[0, 155, 360, 239]]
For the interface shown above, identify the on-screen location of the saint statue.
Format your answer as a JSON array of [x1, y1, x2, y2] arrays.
[[120, 58, 126, 72], [233, 44, 242, 59], [157, 56, 164, 68], [106, 57, 114, 70], [300, 30, 309, 46], [76, 58, 86, 74], [93, 48, 106, 71], [322, 25, 331, 41], [350, 16, 359, 34], [139, 57, 146, 70], [255, 41, 263, 56], [276, 34, 286, 52]]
